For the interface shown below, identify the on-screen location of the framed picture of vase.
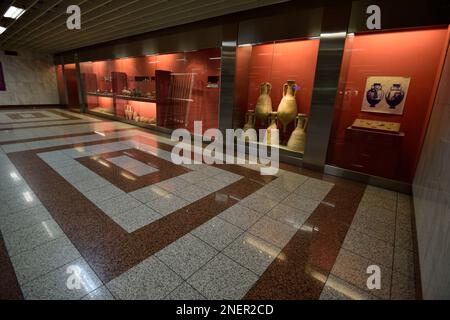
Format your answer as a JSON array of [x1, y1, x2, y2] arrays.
[[361, 76, 411, 115]]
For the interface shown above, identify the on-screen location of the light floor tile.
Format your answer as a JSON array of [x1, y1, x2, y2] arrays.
[[147, 193, 189, 216], [255, 185, 291, 202], [22, 258, 102, 300], [4, 219, 64, 257], [223, 233, 280, 275], [320, 275, 378, 300], [219, 204, 263, 230], [248, 216, 297, 249], [156, 234, 218, 280], [0, 204, 51, 234], [112, 205, 161, 233], [239, 193, 278, 214], [393, 246, 415, 278], [165, 282, 205, 300], [342, 228, 394, 269], [129, 185, 170, 204], [391, 272, 416, 300], [192, 217, 244, 251], [331, 248, 392, 300], [107, 256, 183, 300], [282, 194, 321, 214], [84, 185, 125, 205], [267, 203, 310, 229], [269, 174, 308, 192], [11, 236, 81, 286], [156, 177, 191, 193], [179, 171, 210, 184], [172, 184, 211, 203], [187, 254, 258, 300], [82, 286, 115, 300], [96, 194, 142, 218]]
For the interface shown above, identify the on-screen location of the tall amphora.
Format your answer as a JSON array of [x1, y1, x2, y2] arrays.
[[277, 80, 298, 131], [287, 114, 308, 153], [255, 82, 272, 120]]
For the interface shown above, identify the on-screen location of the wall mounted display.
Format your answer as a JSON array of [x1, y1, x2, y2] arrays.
[[0, 62, 5, 91], [233, 38, 320, 155], [351, 119, 401, 134], [361, 76, 411, 115], [327, 27, 450, 182]]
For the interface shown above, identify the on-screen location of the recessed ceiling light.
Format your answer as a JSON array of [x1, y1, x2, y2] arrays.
[[4, 6, 26, 20], [0, 26, 6, 35]]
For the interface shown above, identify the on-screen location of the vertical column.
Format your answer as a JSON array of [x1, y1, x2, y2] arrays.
[[74, 54, 86, 112], [60, 56, 69, 106], [303, 4, 352, 171], [218, 23, 239, 133]]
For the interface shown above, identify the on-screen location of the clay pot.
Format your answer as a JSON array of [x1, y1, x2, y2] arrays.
[[255, 83, 272, 121], [277, 80, 298, 131], [385, 84, 405, 109], [366, 83, 384, 107], [264, 112, 279, 145], [243, 110, 256, 132], [287, 114, 308, 153]]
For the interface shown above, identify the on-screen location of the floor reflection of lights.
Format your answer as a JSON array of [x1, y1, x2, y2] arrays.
[[245, 235, 286, 261]]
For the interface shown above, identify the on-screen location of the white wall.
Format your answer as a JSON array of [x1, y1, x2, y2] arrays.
[[0, 51, 59, 106], [413, 40, 450, 299]]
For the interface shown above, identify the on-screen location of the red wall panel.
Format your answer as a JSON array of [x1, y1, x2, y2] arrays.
[[327, 27, 450, 182]]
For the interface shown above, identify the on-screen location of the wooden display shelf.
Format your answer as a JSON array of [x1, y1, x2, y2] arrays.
[[115, 95, 156, 103], [87, 92, 114, 98]]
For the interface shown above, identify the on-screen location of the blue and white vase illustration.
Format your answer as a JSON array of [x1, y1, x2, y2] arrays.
[[385, 84, 405, 109], [366, 83, 384, 107]]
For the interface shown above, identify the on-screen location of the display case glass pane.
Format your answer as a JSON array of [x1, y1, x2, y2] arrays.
[[326, 27, 450, 183], [233, 38, 320, 155], [64, 63, 80, 108], [55, 65, 65, 105], [79, 47, 221, 133], [80, 59, 114, 116]]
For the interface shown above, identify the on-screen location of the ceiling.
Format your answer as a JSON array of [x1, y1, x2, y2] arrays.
[[0, 0, 288, 54]]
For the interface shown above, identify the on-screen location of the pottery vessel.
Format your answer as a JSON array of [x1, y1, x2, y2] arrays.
[[264, 112, 279, 145], [287, 114, 308, 153], [385, 84, 405, 109], [243, 110, 256, 132], [255, 83, 273, 120], [277, 80, 298, 131], [366, 83, 384, 107]]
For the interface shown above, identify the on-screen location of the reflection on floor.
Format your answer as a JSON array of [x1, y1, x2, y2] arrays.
[[0, 109, 417, 300]]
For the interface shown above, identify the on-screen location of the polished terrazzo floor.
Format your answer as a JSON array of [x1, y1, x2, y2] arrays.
[[0, 109, 417, 300]]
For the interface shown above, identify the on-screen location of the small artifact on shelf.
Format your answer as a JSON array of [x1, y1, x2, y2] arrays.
[[122, 88, 132, 96], [124, 105, 133, 120], [243, 110, 256, 132], [255, 82, 272, 121], [277, 80, 299, 132], [287, 114, 308, 153], [351, 119, 401, 134], [264, 112, 278, 146]]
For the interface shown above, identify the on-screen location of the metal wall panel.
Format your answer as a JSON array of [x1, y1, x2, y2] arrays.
[[219, 23, 239, 133], [303, 4, 352, 171]]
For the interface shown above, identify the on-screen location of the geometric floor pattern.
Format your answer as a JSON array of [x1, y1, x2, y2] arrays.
[[0, 108, 417, 300]]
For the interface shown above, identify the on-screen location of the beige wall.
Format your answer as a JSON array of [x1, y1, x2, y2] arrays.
[[413, 40, 450, 299], [0, 51, 59, 106]]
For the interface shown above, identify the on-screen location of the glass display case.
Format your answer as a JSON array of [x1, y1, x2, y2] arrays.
[[233, 38, 320, 155], [79, 47, 221, 133], [326, 27, 450, 183]]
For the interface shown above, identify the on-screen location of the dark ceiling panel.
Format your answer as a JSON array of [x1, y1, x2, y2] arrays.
[[0, 0, 288, 53]]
